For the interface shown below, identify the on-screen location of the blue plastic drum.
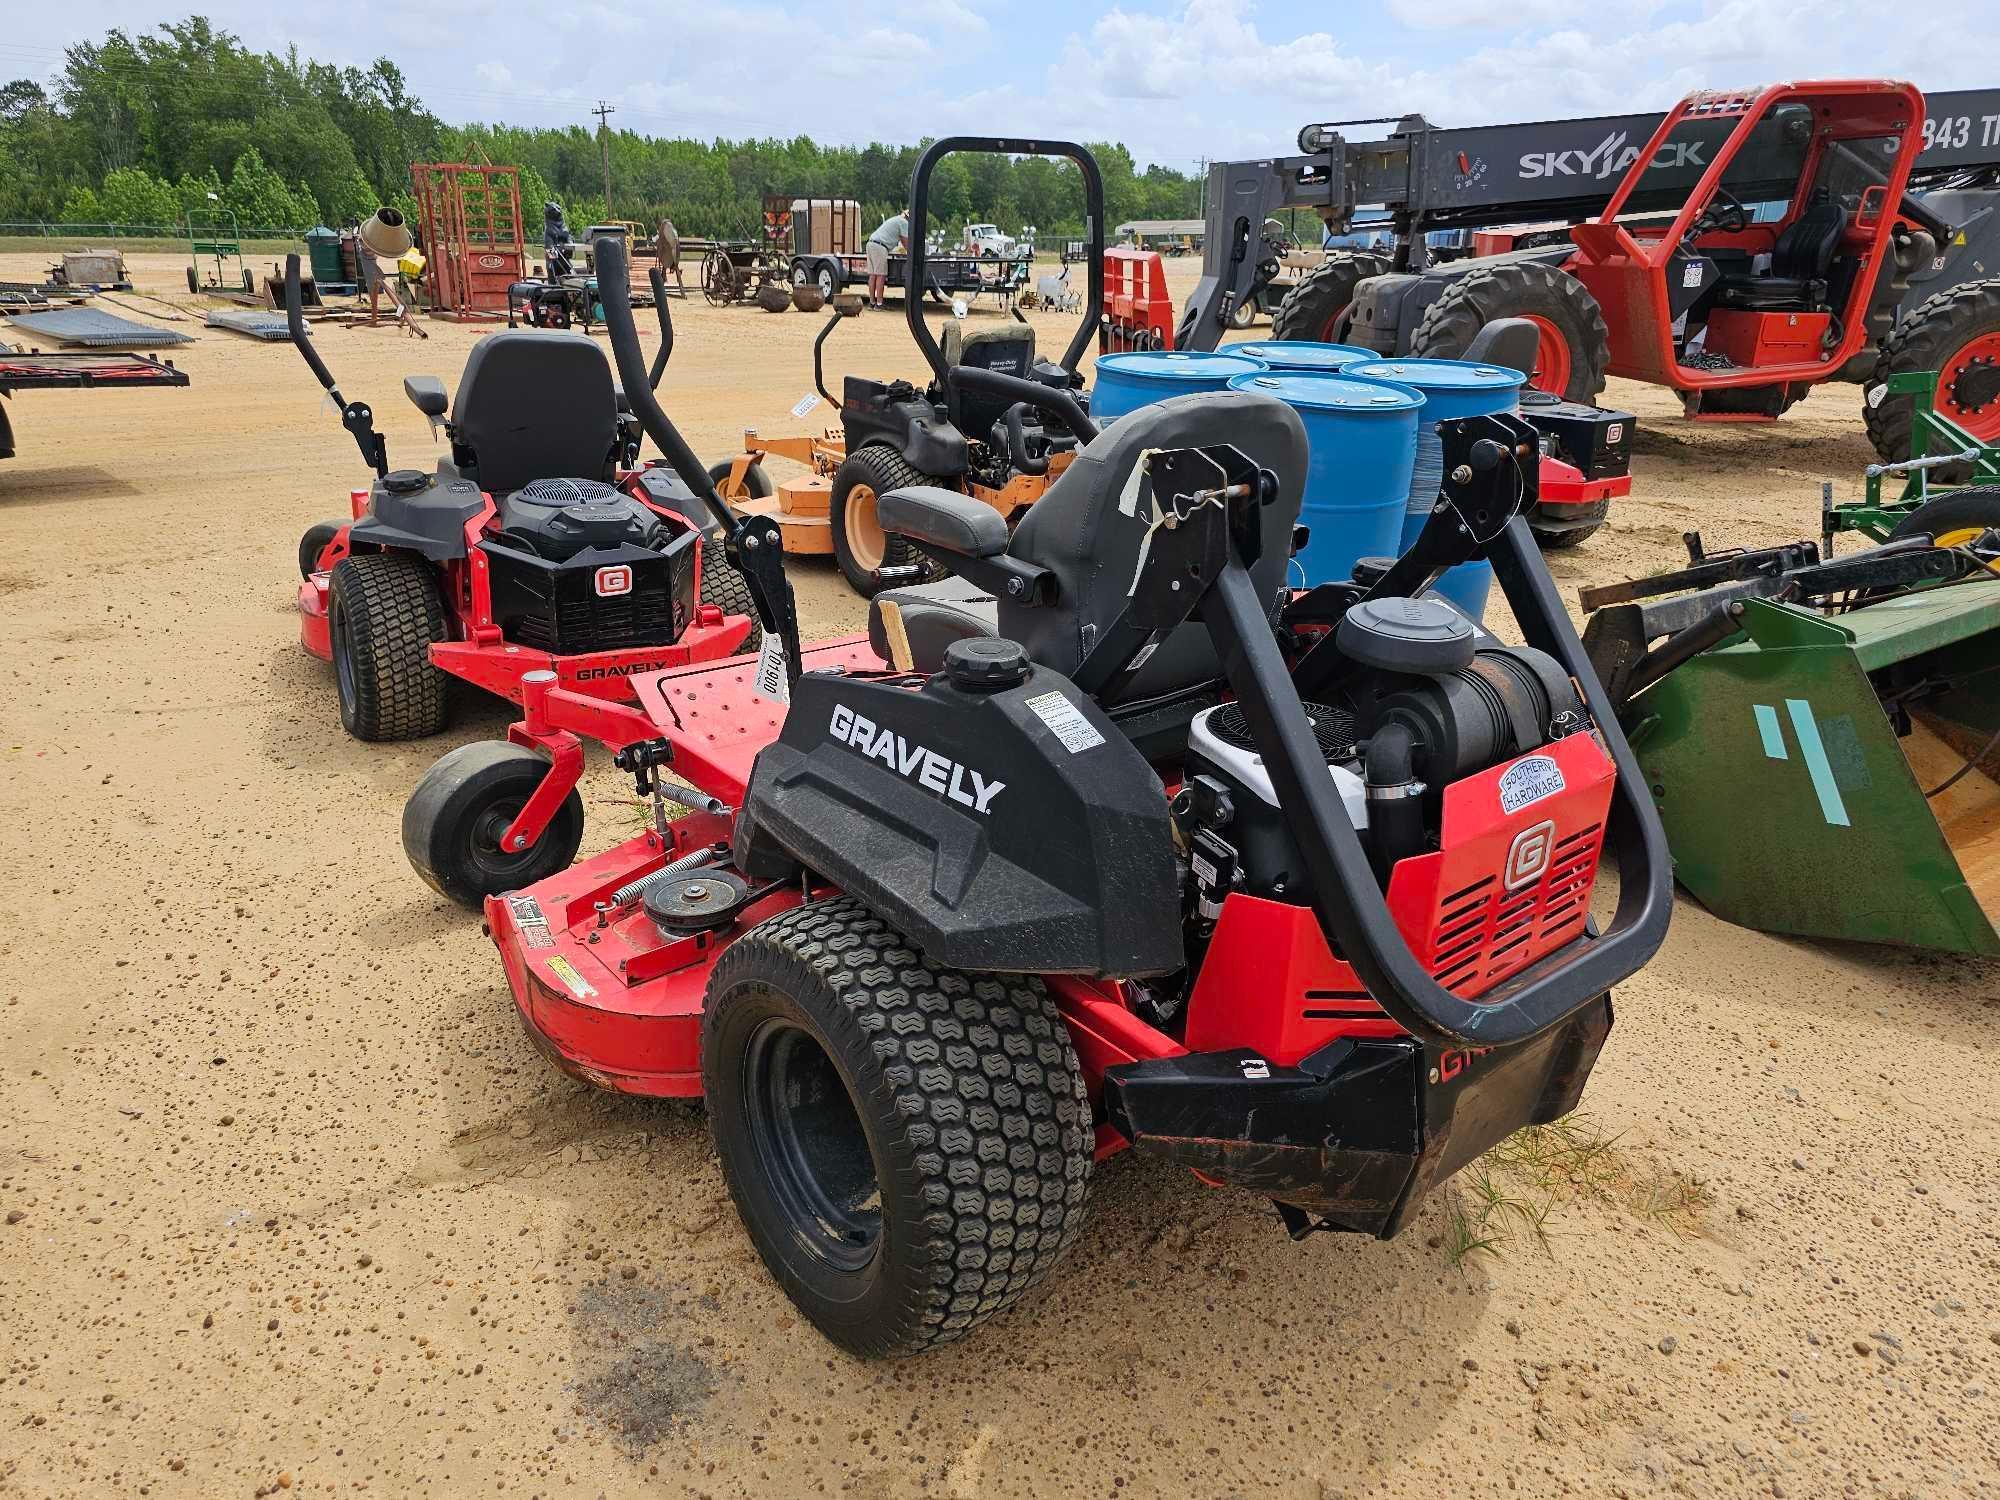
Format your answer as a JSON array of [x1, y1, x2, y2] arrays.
[[1228, 339, 1378, 372], [1225, 370, 1422, 588], [1347, 358, 1527, 623], [1090, 351, 1265, 422]]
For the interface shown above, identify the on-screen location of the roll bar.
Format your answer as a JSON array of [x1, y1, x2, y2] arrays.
[[904, 138, 1104, 408], [284, 254, 386, 475], [646, 265, 673, 391], [593, 234, 804, 683], [1167, 423, 1671, 1049]]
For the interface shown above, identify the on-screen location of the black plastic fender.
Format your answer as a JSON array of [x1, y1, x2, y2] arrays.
[[740, 664, 1182, 976]]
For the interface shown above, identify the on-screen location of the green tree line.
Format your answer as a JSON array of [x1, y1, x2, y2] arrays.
[[0, 16, 1201, 239]]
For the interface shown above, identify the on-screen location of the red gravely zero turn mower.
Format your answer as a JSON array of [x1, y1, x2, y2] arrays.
[[288, 257, 761, 750], [404, 234, 1673, 1357]]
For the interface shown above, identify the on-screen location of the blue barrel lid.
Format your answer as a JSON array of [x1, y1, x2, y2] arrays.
[[1346, 357, 1526, 393], [1228, 339, 1376, 370], [1227, 370, 1425, 412], [1095, 350, 1264, 384]]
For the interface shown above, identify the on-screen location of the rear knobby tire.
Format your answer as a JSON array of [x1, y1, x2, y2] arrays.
[[402, 741, 584, 910], [1271, 252, 1390, 344], [1409, 261, 1611, 403], [701, 896, 1093, 1358], [830, 446, 935, 597], [327, 552, 449, 741], [1530, 518, 1602, 550], [697, 549, 766, 654], [1865, 280, 2000, 479]]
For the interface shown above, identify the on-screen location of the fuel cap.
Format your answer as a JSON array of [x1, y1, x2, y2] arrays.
[[944, 637, 1029, 691], [381, 468, 431, 495], [1337, 595, 1476, 676]]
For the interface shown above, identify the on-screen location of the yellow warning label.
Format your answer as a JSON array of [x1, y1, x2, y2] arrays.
[[543, 955, 597, 1000]]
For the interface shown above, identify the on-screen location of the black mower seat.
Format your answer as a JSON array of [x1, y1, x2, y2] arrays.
[[451, 331, 620, 495], [943, 319, 1038, 439], [1714, 194, 1845, 312], [868, 390, 1308, 721]]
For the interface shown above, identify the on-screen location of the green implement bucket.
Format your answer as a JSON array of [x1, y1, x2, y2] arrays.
[[1628, 582, 2000, 955]]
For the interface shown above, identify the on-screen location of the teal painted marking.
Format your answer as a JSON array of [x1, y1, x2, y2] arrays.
[[1752, 703, 1788, 760], [1785, 698, 1851, 827]]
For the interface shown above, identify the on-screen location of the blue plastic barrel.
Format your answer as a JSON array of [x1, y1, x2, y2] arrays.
[[1228, 339, 1377, 372], [1347, 358, 1527, 623], [1090, 351, 1265, 422], [1226, 370, 1421, 588]]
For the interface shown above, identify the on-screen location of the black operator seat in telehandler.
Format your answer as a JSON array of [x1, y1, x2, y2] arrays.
[[867, 390, 1308, 754], [400, 331, 623, 496], [1714, 188, 1846, 313]]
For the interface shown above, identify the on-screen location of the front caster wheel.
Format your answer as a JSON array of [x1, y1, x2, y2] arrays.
[[701, 896, 1093, 1358], [402, 742, 584, 910]]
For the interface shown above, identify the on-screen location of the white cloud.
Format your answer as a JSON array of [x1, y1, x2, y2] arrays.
[[474, 60, 513, 87]]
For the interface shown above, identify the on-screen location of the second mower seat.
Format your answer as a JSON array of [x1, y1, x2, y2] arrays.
[[870, 391, 1308, 739], [451, 331, 621, 495]]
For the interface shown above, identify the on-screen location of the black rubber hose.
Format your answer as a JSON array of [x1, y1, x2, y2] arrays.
[[1363, 721, 1426, 881], [593, 235, 734, 534], [1003, 403, 1048, 475], [951, 366, 1097, 443]]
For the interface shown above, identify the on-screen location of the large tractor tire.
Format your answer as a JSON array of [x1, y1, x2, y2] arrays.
[[1409, 261, 1612, 403], [1271, 252, 1390, 343], [327, 552, 449, 741], [700, 896, 1093, 1358], [829, 445, 937, 597], [1865, 280, 2000, 479]]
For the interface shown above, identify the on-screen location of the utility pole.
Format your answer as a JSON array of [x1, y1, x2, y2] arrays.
[[591, 100, 616, 212]]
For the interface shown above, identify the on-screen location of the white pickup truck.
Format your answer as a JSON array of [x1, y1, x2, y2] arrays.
[[961, 223, 1017, 257]]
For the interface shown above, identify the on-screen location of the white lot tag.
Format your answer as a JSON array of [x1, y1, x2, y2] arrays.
[[1865, 383, 1887, 409], [791, 391, 821, 419], [1498, 754, 1565, 814], [753, 631, 790, 703], [1024, 690, 1105, 753]]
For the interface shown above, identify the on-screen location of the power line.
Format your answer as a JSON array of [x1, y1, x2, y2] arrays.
[[591, 99, 615, 210]]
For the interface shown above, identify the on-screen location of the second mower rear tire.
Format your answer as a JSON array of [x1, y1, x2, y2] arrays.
[[299, 520, 343, 579], [328, 552, 449, 742], [1409, 261, 1611, 404], [829, 446, 935, 597], [697, 552, 766, 654]]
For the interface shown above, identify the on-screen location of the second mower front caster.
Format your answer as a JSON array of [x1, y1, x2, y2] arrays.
[[403, 741, 585, 909]]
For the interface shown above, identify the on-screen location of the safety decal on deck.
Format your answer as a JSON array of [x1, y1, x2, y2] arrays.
[[1024, 690, 1106, 753], [507, 894, 554, 950], [543, 955, 597, 1001], [753, 631, 790, 703], [1498, 754, 1565, 815]]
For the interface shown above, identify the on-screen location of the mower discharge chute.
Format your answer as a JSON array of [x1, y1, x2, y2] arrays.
[[1583, 520, 2000, 955], [287, 256, 764, 757], [407, 232, 1672, 1357], [711, 136, 1105, 597]]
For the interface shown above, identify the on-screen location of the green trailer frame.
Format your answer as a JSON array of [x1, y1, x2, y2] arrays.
[[186, 209, 255, 295]]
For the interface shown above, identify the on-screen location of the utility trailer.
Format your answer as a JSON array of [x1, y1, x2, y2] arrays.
[[1180, 84, 2000, 453], [0, 346, 190, 459]]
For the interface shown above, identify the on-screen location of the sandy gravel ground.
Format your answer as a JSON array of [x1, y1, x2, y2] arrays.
[[2, 250, 1996, 1500]]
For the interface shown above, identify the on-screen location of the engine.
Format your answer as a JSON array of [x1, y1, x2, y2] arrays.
[[479, 477, 697, 655], [1167, 596, 1589, 998]]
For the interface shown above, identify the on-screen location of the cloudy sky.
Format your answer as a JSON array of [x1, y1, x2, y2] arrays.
[[0, 0, 1991, 169]]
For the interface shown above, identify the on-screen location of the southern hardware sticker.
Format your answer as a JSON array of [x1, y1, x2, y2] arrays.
[[1024, 690, 1105, 753], [753, 631, 790, 703], [543, 955, 597, 1001], [507, 894, 554, 950], [1498, 754, 1566, 815]]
